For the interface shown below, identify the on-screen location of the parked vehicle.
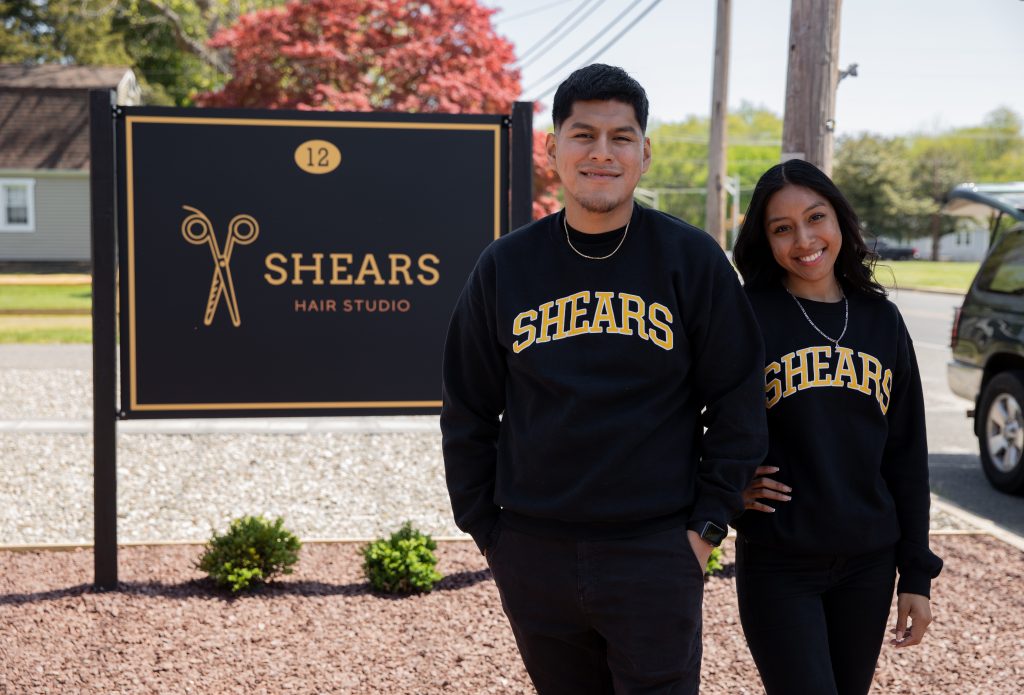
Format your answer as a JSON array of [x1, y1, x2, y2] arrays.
[[942, 182, 1024, 246], [871, 238, 917, 260], [948, 219, 1024, 493]]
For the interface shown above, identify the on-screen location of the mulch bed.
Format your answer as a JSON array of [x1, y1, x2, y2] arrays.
[[1, 534, 1022, 694]]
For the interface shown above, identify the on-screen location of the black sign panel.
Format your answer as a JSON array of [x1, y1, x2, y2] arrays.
[[116, 107, 507, 417]]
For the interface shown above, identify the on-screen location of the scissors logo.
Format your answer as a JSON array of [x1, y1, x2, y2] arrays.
[[181, 205, 260, 327]]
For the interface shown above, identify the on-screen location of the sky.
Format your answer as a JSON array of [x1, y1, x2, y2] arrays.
[[482, 0, 1024, 137]]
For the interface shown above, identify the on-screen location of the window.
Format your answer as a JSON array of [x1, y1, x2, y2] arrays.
[[976, 229, 1024, 295], [0, 179, 35, 232]]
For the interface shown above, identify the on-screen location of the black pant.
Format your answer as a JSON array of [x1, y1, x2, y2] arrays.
[[735, 536, 897, 695], [486, 522, 705, 695]]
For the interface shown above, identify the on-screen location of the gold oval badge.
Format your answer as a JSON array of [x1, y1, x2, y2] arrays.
[[294, 140, 342, 174]]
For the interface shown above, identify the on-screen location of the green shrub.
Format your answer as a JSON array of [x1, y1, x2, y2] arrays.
[[362, 521, 443, 594], [196, 515, 302, 593], [704, 546, 724, 577]]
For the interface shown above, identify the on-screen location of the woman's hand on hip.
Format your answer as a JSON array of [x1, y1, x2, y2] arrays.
[[891, 593, 933, 648], [742, 466, 792, 513]]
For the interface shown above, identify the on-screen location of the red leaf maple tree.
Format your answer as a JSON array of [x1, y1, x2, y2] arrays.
[[198, 0, 558, 217]]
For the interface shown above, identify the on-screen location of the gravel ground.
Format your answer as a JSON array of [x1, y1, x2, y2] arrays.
[[1, 431, 458, 545], [0, 357, 984, 546], [1, 534, 1022, 694], [0, 425, 981, 547]]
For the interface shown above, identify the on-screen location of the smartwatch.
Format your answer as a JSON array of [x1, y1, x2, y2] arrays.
[[687, 520, 728, 547]]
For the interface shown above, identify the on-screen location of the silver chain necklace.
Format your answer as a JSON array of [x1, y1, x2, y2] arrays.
[[787, 288, 849, 347], [564, 213, 629, 260]]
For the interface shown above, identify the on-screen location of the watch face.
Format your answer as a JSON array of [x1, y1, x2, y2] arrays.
[[702, 522, 727, 546]]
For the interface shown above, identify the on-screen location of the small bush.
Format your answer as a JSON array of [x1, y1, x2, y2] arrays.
[[196, 515, 302, 593], [362, 521, 443, 594], [704, 546, 724, 577]]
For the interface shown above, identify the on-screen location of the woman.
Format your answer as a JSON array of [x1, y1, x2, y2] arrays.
[[731, 159, 942, 695]]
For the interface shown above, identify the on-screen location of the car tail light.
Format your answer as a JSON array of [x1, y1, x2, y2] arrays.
[[950, 306, 962, 348]]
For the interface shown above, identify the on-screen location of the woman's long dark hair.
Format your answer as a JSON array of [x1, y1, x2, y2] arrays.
[[733, 159, 886, 298]]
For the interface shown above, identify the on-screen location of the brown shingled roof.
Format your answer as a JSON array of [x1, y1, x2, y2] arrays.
[[0, 64, 129, 170], [0, 64, 128, 89]]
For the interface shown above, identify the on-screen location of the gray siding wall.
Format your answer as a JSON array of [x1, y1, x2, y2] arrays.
[[0, 170, 90, 261]]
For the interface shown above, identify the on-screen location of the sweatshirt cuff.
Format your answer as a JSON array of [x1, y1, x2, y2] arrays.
[[896, 542, 943, 597], [896, 570, 933, 598], [687, 492, 742, 532]]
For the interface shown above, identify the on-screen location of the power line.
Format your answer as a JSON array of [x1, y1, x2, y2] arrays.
[[526, 0, 663, 101], [516, 0, 594, 64], [493, 0, 579, 24], [521, 0, 648, 94], [518, 0, 609, 69]]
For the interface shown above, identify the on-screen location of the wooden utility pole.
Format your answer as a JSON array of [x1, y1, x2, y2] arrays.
[[781, 0, 842, 175], [705, 0, 731, 248]]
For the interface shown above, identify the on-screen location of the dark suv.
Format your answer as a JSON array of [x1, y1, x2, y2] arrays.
[[948, 221, 1024, 492]]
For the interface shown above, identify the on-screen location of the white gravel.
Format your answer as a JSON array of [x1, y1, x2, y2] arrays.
[[0, 357, 981, 547], [0, 365, 461, 546]]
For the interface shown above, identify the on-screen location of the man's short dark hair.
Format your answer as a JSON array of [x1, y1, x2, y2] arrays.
[[551, 64, 649, 133]]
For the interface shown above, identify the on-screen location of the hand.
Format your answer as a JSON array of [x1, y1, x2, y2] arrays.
[[891, 593, 932, 648], [742, 465, 792, 513], [687, 530, 714, 571]]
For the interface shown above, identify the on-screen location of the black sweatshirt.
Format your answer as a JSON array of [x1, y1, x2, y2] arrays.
[[733, 285, 943, 596], [441, 204, 768, 553]]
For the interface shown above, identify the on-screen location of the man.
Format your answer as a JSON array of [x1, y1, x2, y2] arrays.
[[441, 64, 768, 694]]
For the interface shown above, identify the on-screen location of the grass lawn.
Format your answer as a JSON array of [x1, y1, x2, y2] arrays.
[[0, 284, 92, 312], [0, 262, 980, 344], [0, 315, 91, 343], [874, 260, 978, 294]]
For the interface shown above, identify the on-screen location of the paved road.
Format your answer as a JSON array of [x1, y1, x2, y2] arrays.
[[890, 289, 1024, 539]]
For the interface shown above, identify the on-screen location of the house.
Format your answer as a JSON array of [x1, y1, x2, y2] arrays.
[[937, 226, 990, 262], [0, 64, 141, 269]]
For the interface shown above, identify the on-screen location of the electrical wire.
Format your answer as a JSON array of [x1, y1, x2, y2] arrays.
[[521, 0, 647, 94], [528, 0, 663, 101], [493, 0, 579, 24], [518, 0, 609, 69], [516, 0, 595, 64], [523, 0, 661, 98]]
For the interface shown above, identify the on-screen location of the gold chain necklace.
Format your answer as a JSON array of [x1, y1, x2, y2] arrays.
[[564, 214, 629, 260], [787, 288, 849, 347]]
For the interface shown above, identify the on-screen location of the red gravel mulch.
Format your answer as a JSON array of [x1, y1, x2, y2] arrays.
[[1, 534, 1022, 694]]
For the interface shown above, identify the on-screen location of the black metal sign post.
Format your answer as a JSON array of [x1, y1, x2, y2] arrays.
[[89, 89, 119, 589], [88, 100, 533, 588], [510, 101, 534, 231]]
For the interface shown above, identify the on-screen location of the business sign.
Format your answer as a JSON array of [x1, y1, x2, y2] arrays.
[[116, 107, 507, 417]]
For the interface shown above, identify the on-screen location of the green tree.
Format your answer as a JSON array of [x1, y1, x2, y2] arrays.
[[0, 0, 280, 104], [0, 0, 131, 65], [642, 102, 782, 232], [907, 141, 969, 259], [832, 134, 932, 242]]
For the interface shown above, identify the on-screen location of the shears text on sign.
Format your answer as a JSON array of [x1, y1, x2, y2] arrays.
[[181, 205, 260, 327]]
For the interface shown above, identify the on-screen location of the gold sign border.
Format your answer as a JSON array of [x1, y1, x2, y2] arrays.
[[124, 114, 504, 412]]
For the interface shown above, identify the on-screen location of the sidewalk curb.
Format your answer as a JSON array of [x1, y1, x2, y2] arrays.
[[0, 417, 440, 434], [931, 495, 1024, 552], [893, 285, 966, 298]]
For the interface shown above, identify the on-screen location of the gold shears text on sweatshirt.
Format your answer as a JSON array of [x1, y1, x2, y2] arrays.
[[765, 345, 893, 414], [512, 291, 674, 353]]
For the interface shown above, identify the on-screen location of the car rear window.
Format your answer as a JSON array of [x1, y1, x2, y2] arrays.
[[976, 229, 1024, 294]]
